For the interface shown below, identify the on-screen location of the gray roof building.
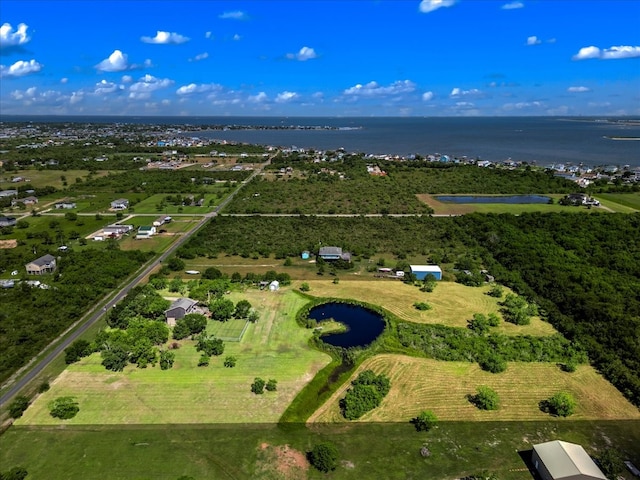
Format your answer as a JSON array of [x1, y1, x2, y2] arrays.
[[165, 298, 198, 326], [532, 440, 607, 480], [25, 254, 57, 275]]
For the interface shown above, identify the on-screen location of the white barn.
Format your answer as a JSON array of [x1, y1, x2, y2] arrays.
[[532, 440, 607, 480]]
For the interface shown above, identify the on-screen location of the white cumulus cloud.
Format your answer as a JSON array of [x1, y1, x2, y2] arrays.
[[526, 36, 541, 46], [219, 11, 248, 20], [175, 83, 222, 95], [344, 80, 416, 96], [422, 91, 434, 101], [94, 79, 123, 94], [501, 1, 524, 9], [573, 45, 640, 60], [141, 31, 190, 44], [189, 52, 209, 62], [419, 0, 456, 13], [95, 50, 130, 72], [286, 46, 318, 61], [248, 92, 268, 103], [567, 86, 590, 93], [0, 22, 31, 47], [275, 91, 298, 103], [450, 87, 483, 98], [0, 59, 43, 78], [233, 34, 241, 41], [129, 74, 174, 100]]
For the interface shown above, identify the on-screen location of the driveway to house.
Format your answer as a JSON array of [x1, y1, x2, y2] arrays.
[[0, 160, 268, 408]]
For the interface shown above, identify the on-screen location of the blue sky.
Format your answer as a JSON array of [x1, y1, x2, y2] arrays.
[[1, 0, 639, 116]]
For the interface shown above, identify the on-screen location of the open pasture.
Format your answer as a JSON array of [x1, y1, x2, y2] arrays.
[[2, 420, 638, 480], [417, 194, 608, 215], [304, 279, 557, 336], [309, 354, 640, 424], [0, 169, 112, 191], [15, 289, 331, 425], [130, 192, 225, 214], [594, 192, 640, 212]]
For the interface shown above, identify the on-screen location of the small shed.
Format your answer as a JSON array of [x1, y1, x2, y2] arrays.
[[301, 251, 310, 260], [409, 265, 442, 281], [532, 440, 607, 480], [165, 298, 198, 326], [269, 280, 280, 291]]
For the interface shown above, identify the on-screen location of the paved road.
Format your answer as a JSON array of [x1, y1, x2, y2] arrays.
[[0, 161, 267, 407]]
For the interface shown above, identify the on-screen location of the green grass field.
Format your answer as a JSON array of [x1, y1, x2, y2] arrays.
[[0, 170, 113, 191], [304, 280, 557, 337], [207, 317, 249, 340], [1, 420, 638, 480], [15, 289, 331, 425], [309, 354, 640, 423], [593, 192, 640, 212], [418, 194, 610, 215], [130, 193, 225, 214]]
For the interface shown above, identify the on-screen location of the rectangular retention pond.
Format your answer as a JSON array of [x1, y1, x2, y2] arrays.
[[434, 195, 551, 204]]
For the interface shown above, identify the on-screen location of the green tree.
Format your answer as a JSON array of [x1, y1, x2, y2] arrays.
[[202, 267, 222, 279], [8, 396, 30, 419], [300, 282, 310, 292], [167, 257, 185, 271], [411, 410, 438, 432], [64, 339, 92, 364], [467, 313, 490, 335], [468, 385, 500, 410], [159, 350, 175, 370], [195, 334, 225, 356], [247, 310, 260, 323], [487, 284, 503, 298], [49, 396, 79, 419], [266, 379, 278, 391], [210, 298, 235, 322], [308, 442, 339, 473], [479, 354, 507, 373], [224, 356, 237, 368], [234, 299, 252, 319], [198, 353, 210, 367], [251, 377, 266, 394], [541, 391, 576, 417]]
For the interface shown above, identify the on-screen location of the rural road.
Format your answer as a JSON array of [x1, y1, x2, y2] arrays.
[[0, 162, 267, 408]]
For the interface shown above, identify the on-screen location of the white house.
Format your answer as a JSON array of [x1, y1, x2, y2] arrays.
[[110, 198, 129, 210]]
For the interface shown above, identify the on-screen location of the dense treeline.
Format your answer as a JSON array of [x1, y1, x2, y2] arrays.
[[179, 215, 469, 260], [396, 323, 584, 365], [455, 212, 640, 406], [70, 169, 250, 194], [0, 249, 153, 383], [225, 162, 577, 214]]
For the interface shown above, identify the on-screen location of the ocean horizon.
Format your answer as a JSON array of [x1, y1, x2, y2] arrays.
[[2, 115, 639, 168]]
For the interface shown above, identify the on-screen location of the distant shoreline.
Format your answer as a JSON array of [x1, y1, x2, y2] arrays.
[[604, 136, 640, 141]]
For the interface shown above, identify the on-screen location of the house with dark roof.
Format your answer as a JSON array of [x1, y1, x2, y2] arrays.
[[318, 246, 351, 262], [25, 254, 57, 275], [0, 216, 17, 227], [532, 440, 607, 480], [165, 298, 198, 326]]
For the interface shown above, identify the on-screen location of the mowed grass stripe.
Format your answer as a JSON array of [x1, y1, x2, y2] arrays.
[[309, 354, 640, 424], [305, 280, 556, 336]]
